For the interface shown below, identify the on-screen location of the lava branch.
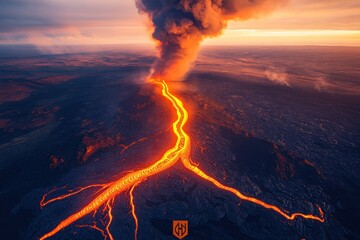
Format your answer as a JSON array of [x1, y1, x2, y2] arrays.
[[129, 181, 141, 240], [40, 184, 109, 208], [105, 198, 115, 240], [181, 157, 325, 222], [39, 79, 324, 240]]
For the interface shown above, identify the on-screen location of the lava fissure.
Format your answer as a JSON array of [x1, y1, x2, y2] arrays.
[[181, 157, 325, 222], [130, 181, 141, 240], [105, 198, 114, 240], [76, 223, 108, 239], [39, 79, 324, 240], [40, 184, 109, 208]]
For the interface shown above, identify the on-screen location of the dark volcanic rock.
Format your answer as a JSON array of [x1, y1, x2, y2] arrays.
[[0, 46, 359, 240]]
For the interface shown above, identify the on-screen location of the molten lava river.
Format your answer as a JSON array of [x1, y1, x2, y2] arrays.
[[39, 79, 324, 240]]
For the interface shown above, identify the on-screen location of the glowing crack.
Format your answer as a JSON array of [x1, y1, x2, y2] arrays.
[[39, 79, 324, 240]]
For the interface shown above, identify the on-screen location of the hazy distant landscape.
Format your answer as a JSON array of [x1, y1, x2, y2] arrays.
[[0, 45, 359, 239]]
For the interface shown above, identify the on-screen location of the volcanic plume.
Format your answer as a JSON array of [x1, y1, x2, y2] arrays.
[[136, 0, 287, 81]]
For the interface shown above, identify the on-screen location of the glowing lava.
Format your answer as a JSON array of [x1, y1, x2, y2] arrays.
[[39, 79, 324, 240]]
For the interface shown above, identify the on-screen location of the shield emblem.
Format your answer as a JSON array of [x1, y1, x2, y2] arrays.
[[173, 220, 188, 239]]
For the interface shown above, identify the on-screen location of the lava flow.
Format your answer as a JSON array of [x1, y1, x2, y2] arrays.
[[39, 79, 324, 240]]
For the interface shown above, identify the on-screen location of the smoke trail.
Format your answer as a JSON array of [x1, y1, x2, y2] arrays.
[[136, 0, 287, 81]]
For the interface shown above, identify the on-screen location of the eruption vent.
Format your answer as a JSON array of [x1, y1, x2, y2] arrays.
[[136, 0, 287, 81]]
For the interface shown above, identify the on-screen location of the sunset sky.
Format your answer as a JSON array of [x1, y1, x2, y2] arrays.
[[0, 0, 359, 46]]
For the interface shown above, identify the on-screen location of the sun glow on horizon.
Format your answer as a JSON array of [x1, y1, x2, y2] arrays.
[[204, 29, 360, 46], [2, 28, 359, 47]]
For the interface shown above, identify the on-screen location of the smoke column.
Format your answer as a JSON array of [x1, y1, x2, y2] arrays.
[[136, 0, 287, 81]]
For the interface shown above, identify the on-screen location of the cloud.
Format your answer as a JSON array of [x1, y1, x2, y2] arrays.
[[229, 0, 360, 30], [0, 0, 138, 32], [314, 75, 330, 91], [265, 66, 290, 86]]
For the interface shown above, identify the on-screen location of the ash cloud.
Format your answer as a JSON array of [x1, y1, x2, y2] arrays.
[[136, 0, 287, 81]]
